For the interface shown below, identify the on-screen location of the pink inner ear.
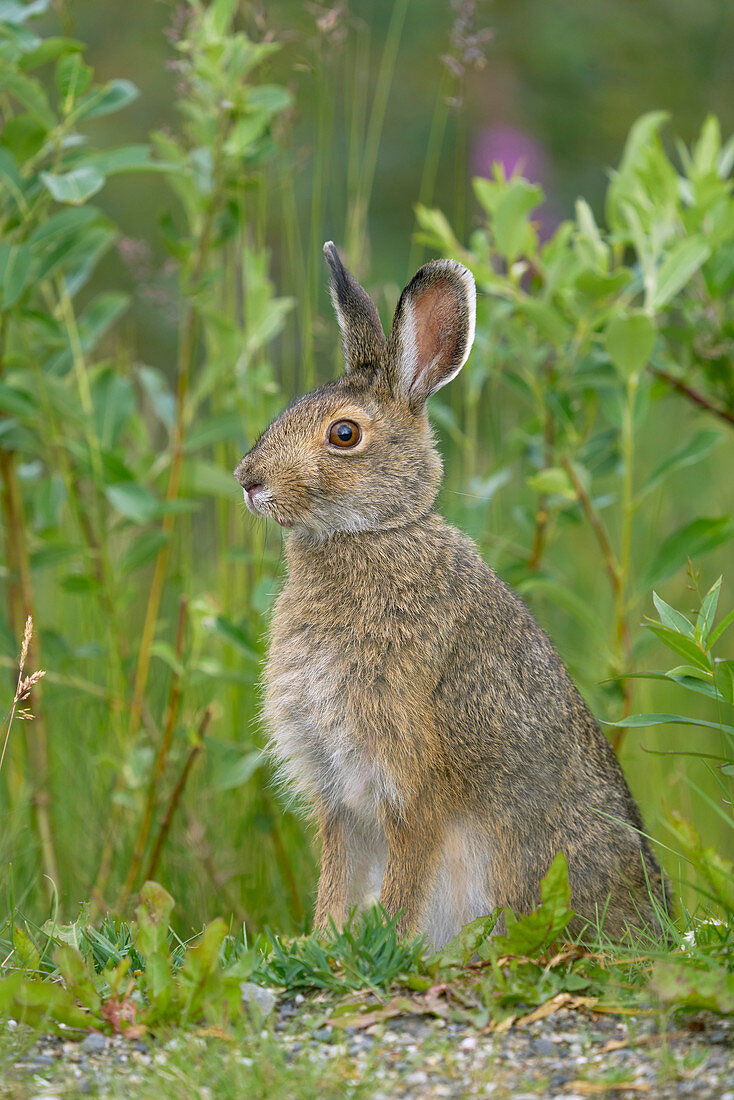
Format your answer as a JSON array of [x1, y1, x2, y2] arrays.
[[410, 279, 463, 392]]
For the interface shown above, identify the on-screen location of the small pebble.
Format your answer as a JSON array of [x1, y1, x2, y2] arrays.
[[531, 1037, 556, 1056], [80, 1032, 106, 1055]]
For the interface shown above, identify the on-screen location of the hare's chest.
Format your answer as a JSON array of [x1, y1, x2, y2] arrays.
[[263, 634, 396, 818]]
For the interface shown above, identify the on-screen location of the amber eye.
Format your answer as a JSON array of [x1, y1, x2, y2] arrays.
[[328, 419, 361, 448]]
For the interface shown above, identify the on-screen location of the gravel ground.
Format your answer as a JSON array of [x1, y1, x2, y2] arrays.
[[2, 1003, 733, 1098]]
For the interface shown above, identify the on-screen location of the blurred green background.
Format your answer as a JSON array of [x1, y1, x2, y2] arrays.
[[1, 0, 733, 937]]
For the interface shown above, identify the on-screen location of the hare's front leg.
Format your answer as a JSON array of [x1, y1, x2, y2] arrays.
[[313, 809, 353, 932], [378, 806, 440, 938]]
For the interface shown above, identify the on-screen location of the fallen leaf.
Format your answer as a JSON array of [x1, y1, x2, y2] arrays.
[[516, 993, 598, 1026]]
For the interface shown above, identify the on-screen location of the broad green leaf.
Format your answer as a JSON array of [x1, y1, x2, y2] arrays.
[[82, 144, 178, 177], [0, 242, 32, 308], [248, 83, 292, 114], [211, 749, 264, 791], [18, 35, 82, 71], [574, 198, 608, 271], [0, 0, 49, 22], [639, 429, 720, 500], [692, 115, 721, 176], [493, 179, 543, 262], [78, 291, 129, 352], [40, 166, 105, 204], [526, 466, 576, 500], [516, 298, 569, 346], [654, 235, 711, 308], [54, 945, 101, 1012], [27, 205, 100, 248], [121, 530, 169, 574], [495, 851, 573, 956], [213, 615, 258, 660], [652, 959, 734, 1014], [610, 712, 734, 735], [136, 881, 174, 960], [55, 52, 92, 99], [75, 78, 138, 120], [181, 459, 239, 500], [713, 660, 734, 704], [413, 203, 461, 253], [0, 57, 55, 126], [652, 591, 695, 637], [696, 576, 722, 646], [709, 606, 734, 649], [640, 516, 734, 589], [645, 622, 711, 671], [104, 482, 159, 524], [184, 410, 244, 452], [0, 973, 92, 1031], [604, 311, 655, 378]]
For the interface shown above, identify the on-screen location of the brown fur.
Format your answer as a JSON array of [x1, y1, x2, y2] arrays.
[[234, 244, 667, 947]]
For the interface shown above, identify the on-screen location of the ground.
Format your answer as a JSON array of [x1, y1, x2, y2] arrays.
[[1, 1003, 732, 1099]]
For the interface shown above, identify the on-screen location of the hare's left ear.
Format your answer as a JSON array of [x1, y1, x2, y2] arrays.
[[323, 241, 386, 374], [387, 259, 476, 405]]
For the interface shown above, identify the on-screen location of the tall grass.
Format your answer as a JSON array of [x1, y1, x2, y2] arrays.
[[0, 0, 732, 939]]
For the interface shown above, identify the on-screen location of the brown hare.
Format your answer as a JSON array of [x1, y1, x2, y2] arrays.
[[234, 242, 666, 947]]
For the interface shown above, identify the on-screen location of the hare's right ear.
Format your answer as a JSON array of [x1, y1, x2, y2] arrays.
[[323, 242, 386, 374], [387, 259, 476, 406]]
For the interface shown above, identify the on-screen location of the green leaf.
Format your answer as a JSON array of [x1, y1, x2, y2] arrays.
[[494, 852, 574, 956], [104, 483, 159, 524], [574, 198, 609, 271], [181, 459, 239, 500], [211, 748, 264, 791], [609, 712, 734, 735], [54, 945, 101, 1012], [709, 606, 734, 649], [18, 36, 83, 72], [638, 429, 721, 500], [526, 466, 576, 500], [40, 166, 105, 204], [713, 660, 734, 704], [516, 298, 570, 346], [654, 235, 711, 308], [0, 0, 49, 22], [652, 960, 734, 1014], [645, 622, 711, 671], [652, 591, 695, 637], [78, 290, 129, 351], [121, 530, 169, 574], [696, 576, 722, 647], [82, 144, 178, 177], [75, 78, 139, 120], [55, 52, 92, 99], [493, 179, 543, 263], [0, 57, 55, 126], [604, 311, 656, 379], [213, 615, 258, 660], [184, 410, 244, 452], [640, 517, 734, 589], [135, 881, 175, 959], [0, 242, 32, 308]]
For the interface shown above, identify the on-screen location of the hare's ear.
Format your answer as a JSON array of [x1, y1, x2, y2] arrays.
[[387, 259, 475, 405], [323, 241, 386, 374]]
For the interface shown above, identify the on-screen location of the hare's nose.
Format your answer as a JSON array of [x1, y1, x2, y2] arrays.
[[243, 481, 265, 499]]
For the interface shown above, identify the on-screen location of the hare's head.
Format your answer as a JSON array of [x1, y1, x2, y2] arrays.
[[234, 243, 476, 539]]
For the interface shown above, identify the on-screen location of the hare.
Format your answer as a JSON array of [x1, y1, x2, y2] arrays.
[[234, 242, 666, 947]]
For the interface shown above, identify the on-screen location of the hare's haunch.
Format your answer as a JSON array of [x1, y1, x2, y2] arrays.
[[234, 243, 666, 946]]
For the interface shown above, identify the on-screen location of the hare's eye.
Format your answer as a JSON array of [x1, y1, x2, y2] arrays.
[[328, 420, 361, 448]]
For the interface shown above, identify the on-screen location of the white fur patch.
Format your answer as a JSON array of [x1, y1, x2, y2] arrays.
[[421, 819, 493, 949], [264, 647, 398, 822]]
